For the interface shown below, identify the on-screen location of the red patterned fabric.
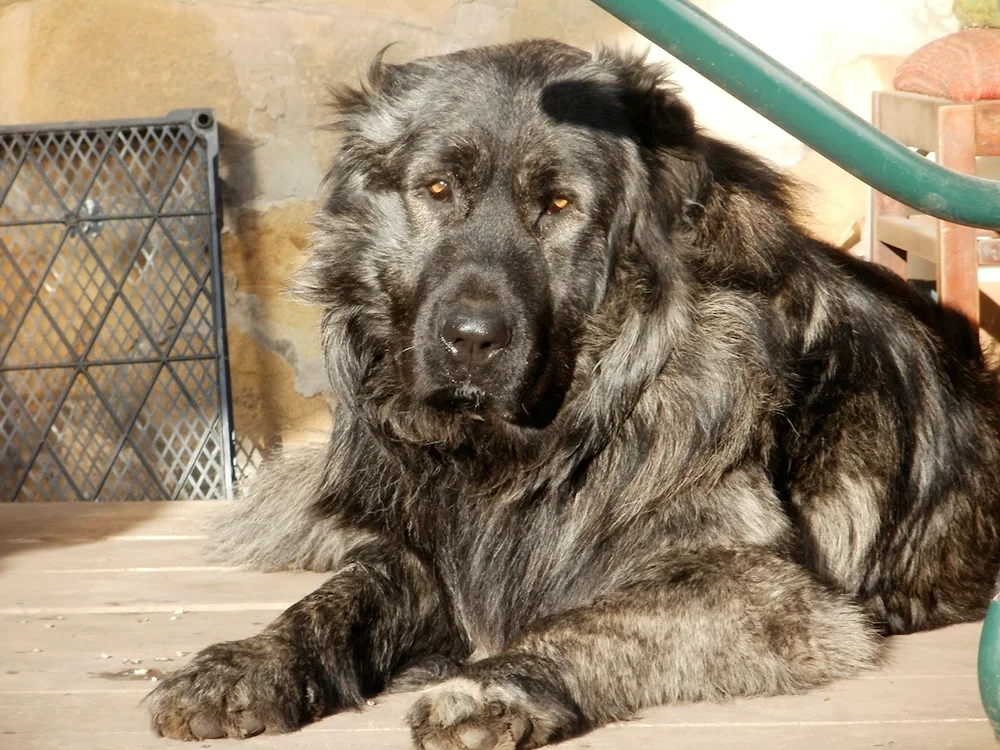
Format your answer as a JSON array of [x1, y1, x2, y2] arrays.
[[894, 28, 1000, 102]]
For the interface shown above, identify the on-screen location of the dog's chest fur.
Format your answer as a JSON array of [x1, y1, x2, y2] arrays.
[[409, 460, 792, 655]]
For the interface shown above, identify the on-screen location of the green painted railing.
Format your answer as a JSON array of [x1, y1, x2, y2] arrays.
[[589, 0, 1000, 739], [980, 595, 1000, 742], [590, 0, 1000, 231]]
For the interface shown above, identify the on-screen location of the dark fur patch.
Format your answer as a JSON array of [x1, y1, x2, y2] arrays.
[[146, 40, 1000, 747]]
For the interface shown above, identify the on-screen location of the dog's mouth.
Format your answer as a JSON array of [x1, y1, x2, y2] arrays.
[[425, 384, 492, 419]]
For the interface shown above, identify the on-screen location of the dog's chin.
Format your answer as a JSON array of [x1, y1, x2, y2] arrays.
[[384, 381, 565, 456]]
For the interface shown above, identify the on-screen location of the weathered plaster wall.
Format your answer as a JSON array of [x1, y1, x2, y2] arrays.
[[0, 0, 959, 445]]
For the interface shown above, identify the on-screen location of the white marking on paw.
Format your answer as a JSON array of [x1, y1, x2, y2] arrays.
[[421, 678, 484, 726]]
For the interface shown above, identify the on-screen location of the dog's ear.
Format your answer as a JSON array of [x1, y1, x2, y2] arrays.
[[327, 45, 399, 121], [597, 48, 697, 153], [324, 46, 417, 190]]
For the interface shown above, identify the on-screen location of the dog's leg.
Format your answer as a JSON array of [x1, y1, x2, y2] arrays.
[[203, 441, 373, 572], [408, 547, 882, 750], [146, 541, 459, 741]]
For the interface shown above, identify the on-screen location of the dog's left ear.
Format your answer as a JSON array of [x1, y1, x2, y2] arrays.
[[324, 47, 421, 190], [598, 49, 697, 152]]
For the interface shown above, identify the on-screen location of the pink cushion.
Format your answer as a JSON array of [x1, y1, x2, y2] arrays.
[[894, 28, 1000, 102]]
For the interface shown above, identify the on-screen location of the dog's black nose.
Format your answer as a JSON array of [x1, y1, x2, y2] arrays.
[[441, 306, 511, 367]]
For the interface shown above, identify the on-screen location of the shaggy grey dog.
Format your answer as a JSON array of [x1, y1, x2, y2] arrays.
[[146, 40, 1000, 749]]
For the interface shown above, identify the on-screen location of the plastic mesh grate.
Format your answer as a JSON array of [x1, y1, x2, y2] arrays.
[[36, 232, 117, 357], [18, 446, 80, 504], [48, 373, 125, 499], [33, 130, 108, 214], [0, 110, 253, 501]]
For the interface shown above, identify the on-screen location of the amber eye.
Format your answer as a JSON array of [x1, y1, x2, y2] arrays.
[[428, 180, 452, 201], [546, 196, 570, 215]]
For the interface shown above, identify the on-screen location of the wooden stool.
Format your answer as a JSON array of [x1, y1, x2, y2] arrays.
[[870, 30, 1000, 325]]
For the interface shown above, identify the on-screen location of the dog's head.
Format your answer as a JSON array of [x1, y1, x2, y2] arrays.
[[300, 40, 700, 447]]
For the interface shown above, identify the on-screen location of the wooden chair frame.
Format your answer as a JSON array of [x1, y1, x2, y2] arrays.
[[870, 91, 1000, 325]]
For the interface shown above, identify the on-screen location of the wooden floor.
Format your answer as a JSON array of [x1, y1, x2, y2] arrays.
[[1, 501, 996, 750]]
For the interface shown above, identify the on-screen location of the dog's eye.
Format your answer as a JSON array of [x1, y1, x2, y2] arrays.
[[545, 196, 570, 215], [427, 180, 452, 201]]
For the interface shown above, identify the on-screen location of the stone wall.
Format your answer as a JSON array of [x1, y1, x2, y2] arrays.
[[0, 0, 959, 446]]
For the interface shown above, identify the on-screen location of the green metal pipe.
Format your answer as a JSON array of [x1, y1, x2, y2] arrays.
[[980, 593, 1000, 742], [589, 0, 1000, 230]]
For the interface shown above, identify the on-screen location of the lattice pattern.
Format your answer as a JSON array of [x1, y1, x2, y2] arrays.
[[36, 232, 117, 357], [0, 110, 246, 502], [0, 224, 65, 289], [234, 434, 265, 487], [5, 300, 75, 367], [18, 448, 80, 504], [121, 222, 202, 353], [99, 442, 165, 503], [89, 363, 158, 425], [0, 374, 43, 500], [48, 374, 125, 499], [34, 130, 108, 213]]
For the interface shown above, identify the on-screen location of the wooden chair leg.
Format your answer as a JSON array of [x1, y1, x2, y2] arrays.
[[870, 92, 909, 278], [937, 103, 980, 325]]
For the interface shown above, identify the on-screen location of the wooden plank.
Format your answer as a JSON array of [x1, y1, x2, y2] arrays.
[[878, 621, 980, 677], [632, 675, 985, 725], [0, 500, 225, 542], [981, 235, 1000, 265], [2, 612, 980, 695], [576, 720, 993, 750], [876, 215, 1000, 267], [874, 90, 947, 155], [908, 251, 937, 282], [976, 100, 1000, 157], [0, 538, 214, 573], [0, 690, 416, 750], [0, 678, 990, 750], [980, 156, 1000, 181], [0, 504, 327, 615], [938, 104, 981, 324], [871, 92, 913, 277], [0, 568, 329, 615], [3, 611, 276, 693], [878, 215, 938, 262], [6, 721, 993, 750]]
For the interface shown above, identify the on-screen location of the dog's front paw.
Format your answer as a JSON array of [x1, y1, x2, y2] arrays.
[[145, 635, 330, 741], [407, 674, 579, 750]]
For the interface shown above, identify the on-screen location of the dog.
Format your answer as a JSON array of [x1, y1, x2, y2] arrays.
[[146, 40, 1000, 748]]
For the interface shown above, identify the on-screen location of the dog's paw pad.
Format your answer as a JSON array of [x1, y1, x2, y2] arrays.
[[186, 713, 227, 740], [408, 678, 540, 750], [458, 726, 499, 749]]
